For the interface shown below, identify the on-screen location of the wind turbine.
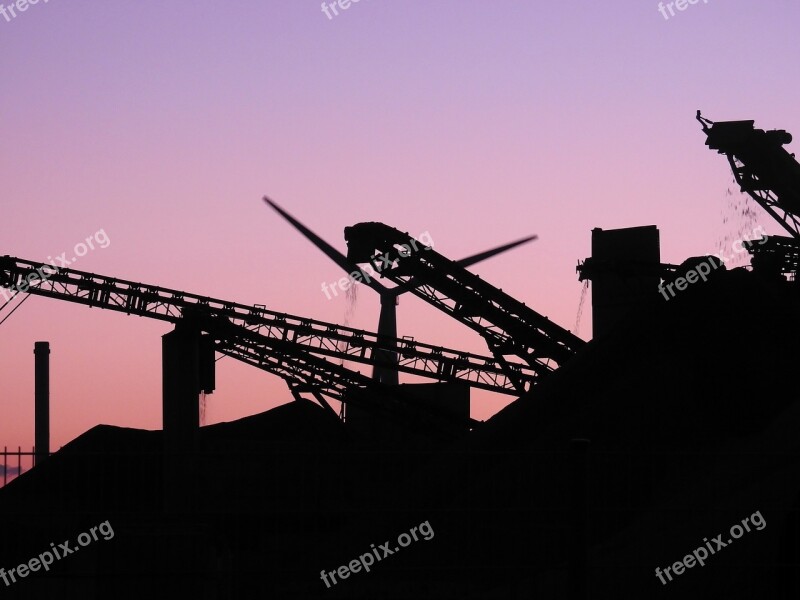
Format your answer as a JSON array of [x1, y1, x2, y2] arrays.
[[264, 197, 537, 386]]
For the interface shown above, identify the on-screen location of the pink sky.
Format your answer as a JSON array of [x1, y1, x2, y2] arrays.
[[1, 0, 799, 451]]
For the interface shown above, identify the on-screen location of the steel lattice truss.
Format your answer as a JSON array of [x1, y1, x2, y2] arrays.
[[744, 234, 800, 277], [0, 256, 535, 400], [197, 313, 479, 428], [343, 223, 585, 388], [699, 112, 800, 240], [726, 154, 800, 239]]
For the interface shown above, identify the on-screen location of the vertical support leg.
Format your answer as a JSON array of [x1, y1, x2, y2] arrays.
[[162, 325, 200, 514]]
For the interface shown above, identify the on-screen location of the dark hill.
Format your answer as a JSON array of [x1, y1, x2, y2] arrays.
[[1, 268, 798, 599]]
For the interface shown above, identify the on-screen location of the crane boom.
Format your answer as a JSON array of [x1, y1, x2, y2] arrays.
[[0, 255, 535, 397], [343, 223, 585, 383]]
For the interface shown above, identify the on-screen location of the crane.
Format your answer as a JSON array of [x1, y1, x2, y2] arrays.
[[343, 222, 585, 386]]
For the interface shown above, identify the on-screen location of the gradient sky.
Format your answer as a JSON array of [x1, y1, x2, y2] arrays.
[[1, 0, 798, 453]]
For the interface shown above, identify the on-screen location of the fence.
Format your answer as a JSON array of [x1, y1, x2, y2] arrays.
[[0, 447, 45, 488]]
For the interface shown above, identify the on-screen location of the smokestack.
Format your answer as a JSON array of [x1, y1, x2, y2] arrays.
[[34, 341, 50, 466]]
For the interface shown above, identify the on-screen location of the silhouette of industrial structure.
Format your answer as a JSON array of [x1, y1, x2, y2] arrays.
[[265, 197, 538, 387], [0, 112, 799, 598]]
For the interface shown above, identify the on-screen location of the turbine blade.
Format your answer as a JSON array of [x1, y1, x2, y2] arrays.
[[390, 235, 538, 297], [264, 197, 387, 293], [455, 235, 538, 268]]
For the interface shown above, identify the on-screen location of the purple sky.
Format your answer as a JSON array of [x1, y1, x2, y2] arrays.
[[1, 0, 798, 450]]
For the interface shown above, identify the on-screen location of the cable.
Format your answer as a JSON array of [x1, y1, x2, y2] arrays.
[[0, 294, 31, 327], [0, 293, 18, 315]]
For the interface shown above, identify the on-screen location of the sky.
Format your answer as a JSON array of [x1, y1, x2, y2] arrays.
[[1, 0, 799, 455]]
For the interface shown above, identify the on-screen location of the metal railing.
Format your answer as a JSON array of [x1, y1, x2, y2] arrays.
[[1, 446, 35, 487]]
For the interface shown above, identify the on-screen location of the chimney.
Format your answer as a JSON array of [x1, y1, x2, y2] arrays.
[[34, 341, 50, 465]]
